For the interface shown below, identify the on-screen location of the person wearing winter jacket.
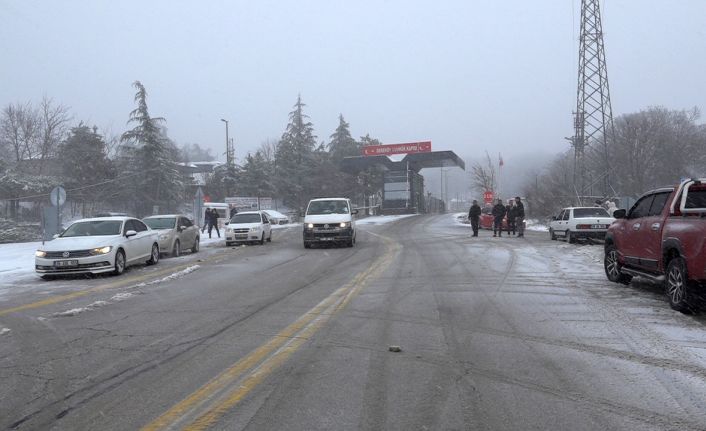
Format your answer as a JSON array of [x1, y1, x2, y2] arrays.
[[207, 208, 220, 239], [468, 200, 481, 237], [514, 196, 525, 237], [492, 199, 507, 237], [506, 199, 517, 236]]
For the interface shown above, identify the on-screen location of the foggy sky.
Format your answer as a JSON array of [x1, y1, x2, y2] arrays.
[[1, 0, 705, 166]]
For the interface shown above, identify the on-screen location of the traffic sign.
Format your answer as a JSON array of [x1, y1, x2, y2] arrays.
[[50, 186, 66, 207], [483, 191, 494, 204], [362, 141, 432, 156]]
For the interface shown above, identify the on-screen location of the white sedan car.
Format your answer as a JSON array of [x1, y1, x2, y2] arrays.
[[549, 207, 615, 243], [35, 217, 160, 278], [225, 211, 272, 245], [143, 214, 200, 257], [262, 209, 289, 225]]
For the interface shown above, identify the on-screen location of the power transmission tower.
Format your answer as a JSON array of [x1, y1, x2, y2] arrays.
[[570, 0, 615, 202]]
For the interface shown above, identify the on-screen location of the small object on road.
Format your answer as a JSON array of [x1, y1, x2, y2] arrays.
[[389, 345, 402, 352]]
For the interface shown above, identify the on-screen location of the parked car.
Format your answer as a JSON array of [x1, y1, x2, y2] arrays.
[[263, 209, 289, 225], [548, 207, 615, 243], [604, 178, 706, 312], [143, 214, 200, 257], [224, 211, 272, 245], [35, 217, 160, 278], [303, 198, 357, 248]]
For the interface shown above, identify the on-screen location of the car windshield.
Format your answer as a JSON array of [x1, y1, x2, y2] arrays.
[[307, 201, 349, 215], [144, 217, 176, 230], [230, 213, 261, 224], [573, 208, 611, 218], [61, 220, 122, 237]]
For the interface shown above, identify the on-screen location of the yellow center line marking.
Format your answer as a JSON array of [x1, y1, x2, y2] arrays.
[[0, 250, 236, 317], [142, 234, 399, 431]]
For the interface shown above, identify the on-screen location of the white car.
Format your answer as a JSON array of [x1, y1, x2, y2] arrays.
[[549, 207, 615, 243], [224, 211, 272, 245], [35, 217, 160, 278], [143, 214, 200, 257], [262, 209, 289, 225]]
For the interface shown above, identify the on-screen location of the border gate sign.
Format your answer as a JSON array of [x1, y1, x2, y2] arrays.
[[483, 191, 494, 204], [362, 141, 432, 156]]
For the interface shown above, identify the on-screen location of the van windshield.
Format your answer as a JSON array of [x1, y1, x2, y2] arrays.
[[307, 201, 349, 215]]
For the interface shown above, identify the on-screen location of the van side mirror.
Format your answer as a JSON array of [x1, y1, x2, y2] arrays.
[[352, 209, 359, 215], [613, 209, 626, 219], [125, 230, 137, 238]]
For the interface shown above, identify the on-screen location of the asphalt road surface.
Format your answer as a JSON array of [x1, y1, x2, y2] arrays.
[[1, 215, 705, 430]]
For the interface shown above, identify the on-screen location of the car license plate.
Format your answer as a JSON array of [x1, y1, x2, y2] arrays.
[[591, 224, 605, 229], [54, 260, 78, 267], [320, 237, 334, 241]]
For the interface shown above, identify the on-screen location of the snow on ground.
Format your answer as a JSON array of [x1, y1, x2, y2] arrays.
[[525, 219, 549, 232], [0, 327, 10, 336], [356, 214, 417, 225], [0, 241, 43, 285]]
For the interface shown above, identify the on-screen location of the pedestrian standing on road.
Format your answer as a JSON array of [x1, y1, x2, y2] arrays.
[[506, 199, 517, 236], [202, 208, 211, 233], [207, 208, 221, 239], [492, 198, 506, 237], [515, 196, 525, 238], [468, 200, 481, 237]]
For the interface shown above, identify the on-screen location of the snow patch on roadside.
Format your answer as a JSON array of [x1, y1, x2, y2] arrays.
[[148, 265, 201, 285], [356, 214, 417, 225], [454, 213, 469, 225], [110, 292, 134, 301], [0, 327, 10, 335], [526, 219, 549, 232]]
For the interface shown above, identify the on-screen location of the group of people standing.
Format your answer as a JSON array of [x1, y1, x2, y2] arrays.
[[468, 196, 525, 238]]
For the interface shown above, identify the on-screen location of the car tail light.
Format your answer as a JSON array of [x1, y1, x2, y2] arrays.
[[576, 224, 591, 229]]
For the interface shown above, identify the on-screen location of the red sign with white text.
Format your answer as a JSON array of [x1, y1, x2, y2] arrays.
[[362, 141, 432, 156], [483, 191, 494, 204]]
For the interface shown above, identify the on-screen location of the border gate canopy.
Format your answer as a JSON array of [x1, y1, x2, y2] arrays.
[[341, 151, 465, 174]]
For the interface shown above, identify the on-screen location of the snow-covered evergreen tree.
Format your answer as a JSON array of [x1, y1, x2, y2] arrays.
[[274, 95, 317, 212], [120, 81, 183, 216]]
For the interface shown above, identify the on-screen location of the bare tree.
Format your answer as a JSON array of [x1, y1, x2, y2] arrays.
[[37, 96, 70, 174], [470, 151, 496, 194], [0, 102, 40, 164], [258, 139, 278, 163]]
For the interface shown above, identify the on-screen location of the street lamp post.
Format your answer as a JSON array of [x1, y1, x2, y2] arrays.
[[220, 119, 230, 166]]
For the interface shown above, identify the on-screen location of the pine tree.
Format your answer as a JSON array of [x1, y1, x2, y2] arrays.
[[120, 81, 183, 216], [274, 95, 317, 212], [58, 123, 114, 216], [328, 114, 360, 163]]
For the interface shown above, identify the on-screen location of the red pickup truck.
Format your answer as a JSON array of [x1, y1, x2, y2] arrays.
[[604, 178, 706, 313]]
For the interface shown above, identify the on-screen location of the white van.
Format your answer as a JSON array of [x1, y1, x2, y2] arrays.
[[302, 198, 358, 248]]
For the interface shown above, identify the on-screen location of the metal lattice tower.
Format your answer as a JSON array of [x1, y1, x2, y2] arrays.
[[571, 0, 615, 200]]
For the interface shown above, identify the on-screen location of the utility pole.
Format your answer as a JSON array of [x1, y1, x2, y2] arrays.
[[220, 119, 232, 166], [571, 0, 615, 202]]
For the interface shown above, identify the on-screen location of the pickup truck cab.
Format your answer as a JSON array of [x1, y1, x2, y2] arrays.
[[604, 178, 706, 312], [303, 198, 358, 248]]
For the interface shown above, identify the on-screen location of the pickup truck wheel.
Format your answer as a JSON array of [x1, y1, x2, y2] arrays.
[[604, 246, 631, 285], [550, 228, 557, 240], [666, 257, 692, 313]]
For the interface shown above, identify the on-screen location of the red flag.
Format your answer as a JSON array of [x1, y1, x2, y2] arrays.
[[499, 153, 504, 167]]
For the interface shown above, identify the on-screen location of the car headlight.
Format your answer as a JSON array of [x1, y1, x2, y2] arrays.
[[340, 222, 350, 228], [250, 226, 261, 232], [35, 250, 47, 258], [90, 246, 112, 255], [307, 223, 314, 229]]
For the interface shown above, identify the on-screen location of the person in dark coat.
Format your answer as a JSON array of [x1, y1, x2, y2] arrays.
[[515, 196, 525, 237], [468, 200, 481, 237], [492, 198, 506, 237], [202, 208, 211, 233], [207, 208, 220, 239], [506, 199, 517, 236], [229, 205, 238, 218]]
